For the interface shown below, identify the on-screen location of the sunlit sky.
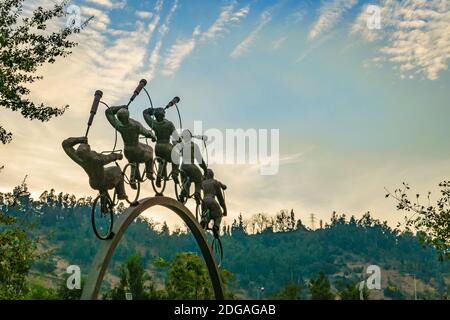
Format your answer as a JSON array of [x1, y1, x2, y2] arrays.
[[1, 0, 449, 229]]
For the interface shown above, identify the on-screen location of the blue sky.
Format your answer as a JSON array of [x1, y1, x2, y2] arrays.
[[1, 0, 449, 229]]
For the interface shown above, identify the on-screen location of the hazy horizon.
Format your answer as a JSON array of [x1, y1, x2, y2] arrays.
[[1, 0, 449, 229]]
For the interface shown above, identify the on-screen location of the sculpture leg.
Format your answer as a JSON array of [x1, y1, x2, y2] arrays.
[[116, 179, 127, 200], [145, 159, 153, 179]]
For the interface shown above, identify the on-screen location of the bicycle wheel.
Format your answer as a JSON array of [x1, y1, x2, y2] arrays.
[[91, 193, 114, 240], [123, 163, 140, 205], [151, 157, 167, 195], [211, 237, 223, 268]]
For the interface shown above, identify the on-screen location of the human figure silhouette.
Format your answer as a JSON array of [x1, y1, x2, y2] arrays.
[[143, 107, 180, 187], [105, 106, 155, 188], [62, 136, 126, 199], [201, 169, 227, 238], [172, 129, 207, 203]]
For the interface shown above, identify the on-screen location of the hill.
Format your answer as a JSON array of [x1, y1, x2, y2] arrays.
[[1, 185, 450, 299]]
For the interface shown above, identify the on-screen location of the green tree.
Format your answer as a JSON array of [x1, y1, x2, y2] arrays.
[[166, 252, 211, 299], [336, 279, 368, 300], [25, 283, 58, 300], [272, 282, 304, 300], [0, 0, 77, 144], [109, 255, 156, 300], [57, 276, 84, 300], [383, 279, 405, 300], [161, 252, 236, 300], [309, 272, 334, 300], [0, 212, 37, 299], [386, 181, 450, 260]]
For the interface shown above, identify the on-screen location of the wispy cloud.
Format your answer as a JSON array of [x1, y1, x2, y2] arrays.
[[161, 26, 201, 76], [272, 36, 288, 50], [146, 0, 178, 81], [80, 6, 111, 30], [231, 10, 272, 58], [135, 10, 153, 19], [154, 0, 164, 12], [297, 32, 334, 63], [308, 0, 358, 41], [351, 0, 450, 80], [159, 1, 251, 77], [85, 0, 127, 9], [202, 3, 250, 41]]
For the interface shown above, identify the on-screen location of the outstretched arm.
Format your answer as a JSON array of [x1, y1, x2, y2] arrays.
[[138, 122, 156, 141], [143, 108, 156, 129], [100, 152, 123, 166], [62, 137, 86, 166], [105, 106, 125, 130]]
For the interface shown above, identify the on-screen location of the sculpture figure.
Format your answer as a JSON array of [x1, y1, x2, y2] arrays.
[[143, 107, 180, 187], [201, 169, 227, 238], [105, 106, 156, 188], [172, 129, 207, 203], [62, 136, 126, 200]]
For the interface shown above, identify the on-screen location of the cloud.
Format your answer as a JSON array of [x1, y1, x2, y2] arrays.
[[85, 0, 127, 9], [272, 36, 288, 50], [230, 10, 272, 58], [150, 1, 250, 77], [161, 26, 200, 76], [288, 9, 307, 24], [308, 0, 358, 41], [201, 3, 250, 41], [17, 2, 163, 115], [145, 0, 178, 81], [154, 0, 164, 12], [297, 32, 334, 63], [135, 10, 153, 19], [81, 6, 111, 30], [351, 0, 450, 80]]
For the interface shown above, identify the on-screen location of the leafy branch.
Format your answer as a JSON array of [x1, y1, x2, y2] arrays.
[[386, 181, 450, 261]]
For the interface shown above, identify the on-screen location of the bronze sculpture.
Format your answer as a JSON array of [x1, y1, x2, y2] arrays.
[[62, 136, 126, 199], [143, 107, 180, 187], [105, 106, 156, 188], [173, 129, 207, 203], [63, 85, 227, 293], [201, 169, 227, 238]]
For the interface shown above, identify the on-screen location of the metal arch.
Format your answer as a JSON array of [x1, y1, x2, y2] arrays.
[[80, 196, 225, 300]]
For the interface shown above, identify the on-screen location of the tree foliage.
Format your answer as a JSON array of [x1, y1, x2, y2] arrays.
[[0, 211, 37, 299], [2, 181, 450, 299], [386, 181, 450, 260], [108, 254, 157, 300], [0, 0, 77, 144], [272, 281, 304, 300], [309, 272, 334, 300]]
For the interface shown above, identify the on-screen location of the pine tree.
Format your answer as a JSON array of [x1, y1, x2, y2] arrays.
[[309, 272, 334, 300]]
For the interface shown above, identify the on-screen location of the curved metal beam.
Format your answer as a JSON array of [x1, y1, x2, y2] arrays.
[[81, 196, 225, 300]]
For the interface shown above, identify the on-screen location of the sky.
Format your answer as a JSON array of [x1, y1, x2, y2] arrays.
[[1, 0, 449, 230]]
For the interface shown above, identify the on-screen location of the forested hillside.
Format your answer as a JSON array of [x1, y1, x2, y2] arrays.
[[1, 181, 450, 299]]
